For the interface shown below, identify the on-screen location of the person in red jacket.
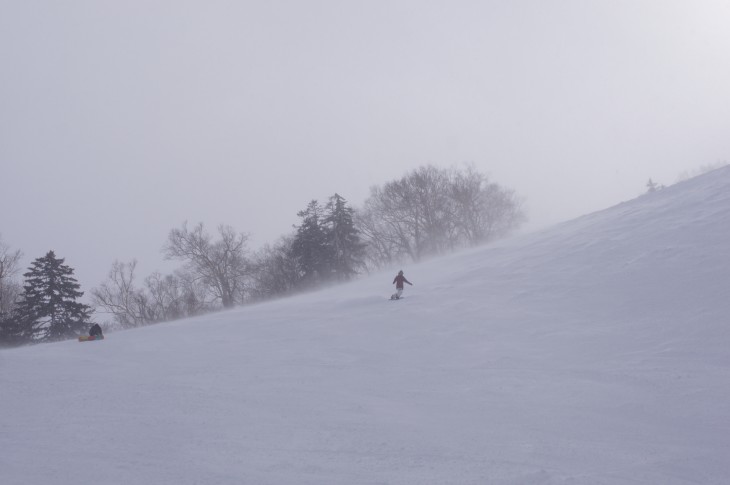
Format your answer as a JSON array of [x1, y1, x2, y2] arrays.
[[391, 270, 413, 299]]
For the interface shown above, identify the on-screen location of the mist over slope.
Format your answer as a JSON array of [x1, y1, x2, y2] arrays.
[[2, 167, 730, 485]]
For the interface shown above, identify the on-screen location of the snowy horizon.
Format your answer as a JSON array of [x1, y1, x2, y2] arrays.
[[3, 1, 730, 294]]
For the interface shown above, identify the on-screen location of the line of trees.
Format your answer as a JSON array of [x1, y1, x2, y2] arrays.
[[1, 164, 526, 345], [88, 193, 369, 329]]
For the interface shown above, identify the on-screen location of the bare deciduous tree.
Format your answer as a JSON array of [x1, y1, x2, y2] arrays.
[[91, 260, 151, 328], [450, 166, 526, 245], [355, 205, 402, 269], [174, 270, 213, 316], [164, 222, 251, 308], [359, 165, 525, 266], [250, 235, 300, 301], [91, 259, 214, 329], [359, 165, 458, 263], [144, 271, 184, 322], [0, 235, 23, 316]]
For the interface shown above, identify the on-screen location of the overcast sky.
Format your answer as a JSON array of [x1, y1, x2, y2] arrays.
[[2, 0, 729, 294]]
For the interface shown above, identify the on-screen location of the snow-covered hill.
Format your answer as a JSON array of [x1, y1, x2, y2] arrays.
[[2, 167, 730, 485]]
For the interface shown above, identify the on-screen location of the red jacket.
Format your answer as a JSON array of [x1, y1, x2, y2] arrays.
[[393, 274, 412, 289]]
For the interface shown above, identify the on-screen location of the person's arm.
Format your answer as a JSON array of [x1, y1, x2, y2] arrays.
[[405, 278, 412, 286]]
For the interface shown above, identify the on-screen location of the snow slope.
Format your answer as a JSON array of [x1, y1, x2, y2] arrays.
[[2, 167, 730, 485]]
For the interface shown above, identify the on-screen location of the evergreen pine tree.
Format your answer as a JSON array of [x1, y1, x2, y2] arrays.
[[13, 251, 92, 342], [291, 200, 333, 285], [646, 178, 658, 193], [323, 194, 366, 280]]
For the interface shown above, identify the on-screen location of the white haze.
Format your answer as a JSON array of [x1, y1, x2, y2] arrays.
[[2, 166, 730, 484], [1, 1, 729, 292]]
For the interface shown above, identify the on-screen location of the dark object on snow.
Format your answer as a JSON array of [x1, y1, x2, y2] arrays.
[[89, 323, 103, 337]]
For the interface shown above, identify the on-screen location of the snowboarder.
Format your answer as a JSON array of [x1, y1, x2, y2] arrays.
[[89, 323, 103, 338], [391, 270, 413, 300]]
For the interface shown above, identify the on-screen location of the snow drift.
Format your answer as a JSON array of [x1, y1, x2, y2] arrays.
[[2, 167, 730, 484]]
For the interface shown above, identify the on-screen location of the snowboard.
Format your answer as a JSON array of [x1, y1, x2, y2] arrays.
[[79, 335, 104, 342], [389, 295, 405, 300]]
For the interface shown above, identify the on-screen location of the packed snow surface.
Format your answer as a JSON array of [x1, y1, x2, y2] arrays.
[[3, 168, 730, 484]]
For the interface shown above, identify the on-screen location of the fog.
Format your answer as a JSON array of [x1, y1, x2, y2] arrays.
[[1, 0, 729, 293]]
